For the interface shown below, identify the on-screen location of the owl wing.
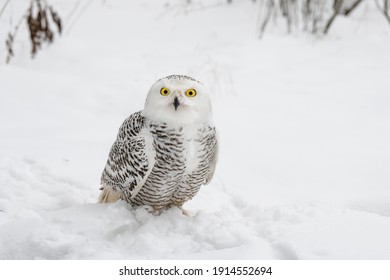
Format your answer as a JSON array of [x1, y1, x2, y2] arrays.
[[205, 127, 219, 185], [99, 112, 156, 202]]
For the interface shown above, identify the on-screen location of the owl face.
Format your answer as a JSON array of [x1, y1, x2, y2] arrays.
[[142, 75, 213, 125]]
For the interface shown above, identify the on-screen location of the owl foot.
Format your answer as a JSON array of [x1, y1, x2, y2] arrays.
[[98, 186, 121, 203], [143, 205, 164, 216], [180, 207, 190, 216], [143, 204, 189, 216]]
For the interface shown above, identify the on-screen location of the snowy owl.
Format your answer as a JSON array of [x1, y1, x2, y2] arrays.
[[98, 75, 218, 214]]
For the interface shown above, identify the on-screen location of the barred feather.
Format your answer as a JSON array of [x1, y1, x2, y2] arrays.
[[99, 75, 218, 211]]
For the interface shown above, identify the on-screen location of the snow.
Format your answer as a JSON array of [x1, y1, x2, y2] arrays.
[[1, 0, 390, 259]]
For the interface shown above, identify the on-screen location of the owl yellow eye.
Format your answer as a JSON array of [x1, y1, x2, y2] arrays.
[[185, 89, 197, 97], [160, 87, 170, 96]]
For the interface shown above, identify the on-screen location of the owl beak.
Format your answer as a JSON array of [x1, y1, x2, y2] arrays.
[[173, 97, 180, 111]]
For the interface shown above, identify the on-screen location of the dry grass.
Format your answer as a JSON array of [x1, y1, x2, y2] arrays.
[[4, 0, 62, 63]]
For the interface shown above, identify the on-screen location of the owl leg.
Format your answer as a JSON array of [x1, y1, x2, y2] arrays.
[[172, 203, 190, 216], [98, 186, 121, 203], [141, 205, 164, 215]]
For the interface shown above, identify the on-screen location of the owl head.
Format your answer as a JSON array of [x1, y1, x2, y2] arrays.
[[142, 75, 213, 126]]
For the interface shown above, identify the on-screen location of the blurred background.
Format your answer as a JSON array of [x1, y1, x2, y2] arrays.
[[0, 0, 389, 259]]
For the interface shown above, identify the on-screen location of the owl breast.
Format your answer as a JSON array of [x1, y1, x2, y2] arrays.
[[128, 121, 216, 208]]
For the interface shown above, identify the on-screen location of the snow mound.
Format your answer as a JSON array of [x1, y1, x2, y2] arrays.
[[1, 158, 390, 259]]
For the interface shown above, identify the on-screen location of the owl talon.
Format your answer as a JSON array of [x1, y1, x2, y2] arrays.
[[180, 208, 190, 216], [144, 205, 189, 216], [143, 205, 164, 216]]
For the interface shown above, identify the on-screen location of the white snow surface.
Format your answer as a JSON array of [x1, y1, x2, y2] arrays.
[[1, 0, 390, 259]]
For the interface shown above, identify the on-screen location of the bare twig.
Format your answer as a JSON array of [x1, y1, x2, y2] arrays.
[[323, 0, 343, 34], [5, 0, 62, 63], [374, 0, 390, 24], [280, 0, 292, 32], [302, 0, 326, 33], [5, 33, 14, 63], [259, 0, 275, 37], [65, 0, 93, 35], [343, 0, 364, 16], [257, 0, 390, 36], [0, 0, 11, 19], [5, 12, 27, 63]]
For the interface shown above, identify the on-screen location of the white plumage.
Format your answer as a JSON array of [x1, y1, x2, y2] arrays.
[[99, 75, 218, 214]]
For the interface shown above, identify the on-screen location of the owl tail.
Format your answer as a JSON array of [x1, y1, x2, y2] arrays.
[[98, 186, 121, 203]]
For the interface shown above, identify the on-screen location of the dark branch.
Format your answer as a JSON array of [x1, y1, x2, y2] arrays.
[[343, 0, 364, 16], [323, 0, 343, 34], [374, 0, 390, 25]]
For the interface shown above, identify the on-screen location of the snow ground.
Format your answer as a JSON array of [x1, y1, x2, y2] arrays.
[[0, 0, 390, 259]]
